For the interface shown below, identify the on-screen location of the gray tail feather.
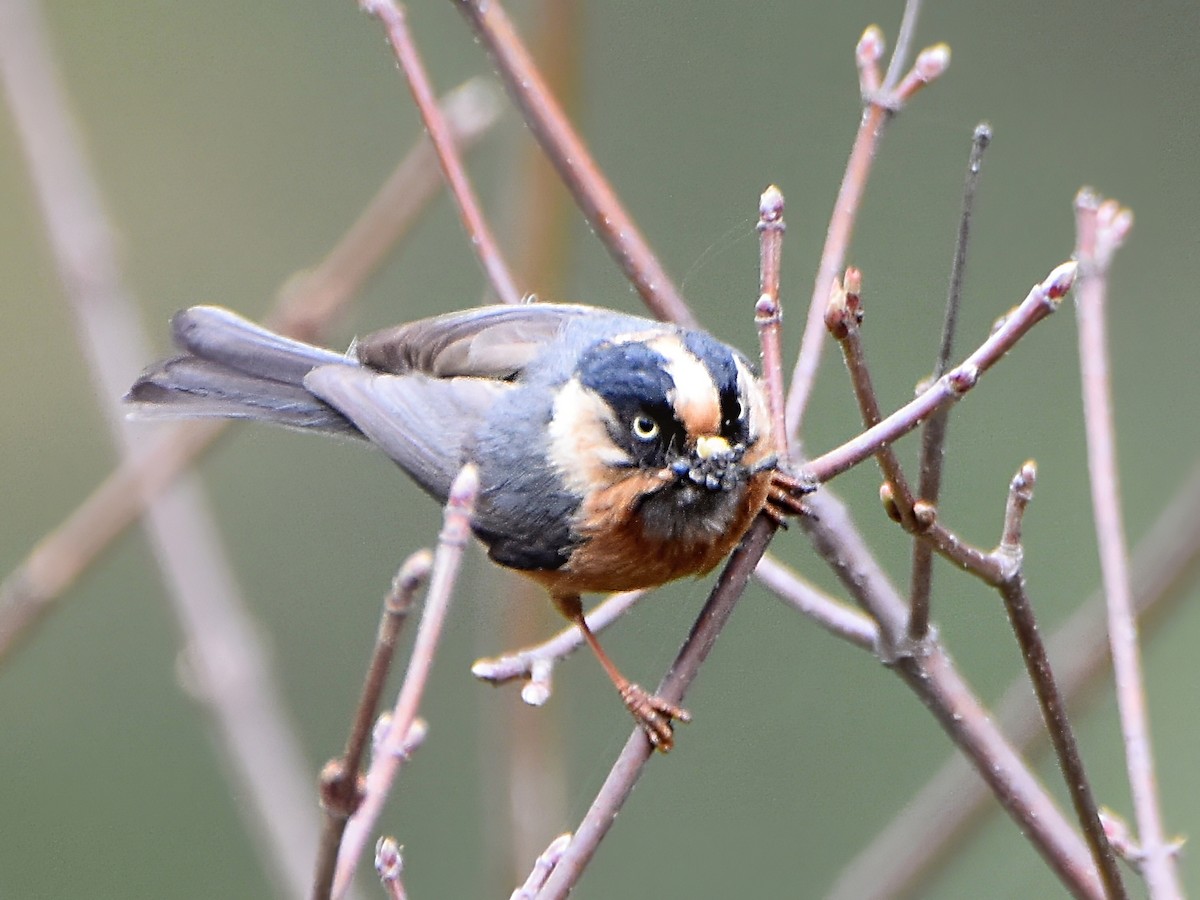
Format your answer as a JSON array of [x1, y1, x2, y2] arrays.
[[125, 306, 361, 435]]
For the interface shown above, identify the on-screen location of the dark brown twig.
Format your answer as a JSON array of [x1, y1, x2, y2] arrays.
[[783, 12, 950, 447], [1073, 190, 1180, 896], [908, 122, 991, 640], [451, 0, 697, 327], [312, 551, 434, 900], [361, 0, 522, 305], [824, 267, 920, 533], [0, 79, 502, 664], [992, 464, 1127, 899], [333, 465, 481, 897]]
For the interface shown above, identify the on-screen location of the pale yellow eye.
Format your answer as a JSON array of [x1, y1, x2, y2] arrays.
[[630, 414, 659, 441]]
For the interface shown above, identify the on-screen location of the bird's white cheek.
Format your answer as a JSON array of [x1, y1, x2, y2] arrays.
[[546, 378, 631, 497]]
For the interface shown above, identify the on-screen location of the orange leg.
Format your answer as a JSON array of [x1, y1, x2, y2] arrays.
[[552, 593, 690, 752]]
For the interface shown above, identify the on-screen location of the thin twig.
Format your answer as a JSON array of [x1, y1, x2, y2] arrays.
[[804, 260, 1077, 488], [1073, 190, 1180, 897], [880, 0, 923, 92], [312, 551, 434, 900], [824, 266, 920, 532], [374, 838, 408, 900], [510, 833, 571, 900], [755, 185, 789, 454], [829, 465, 1200, 899], [753, 556, 878, 651], [992, 463, 1127, 899], [471, 589, 648, 696], [361, 0, 522, 305], [783, 11, 950, 447], [333, 466, 481, 898], [908, 122, 991, 640], [0, 4, 325, 895], [0, 79, 502, 664], [452, 0, 697, 327]]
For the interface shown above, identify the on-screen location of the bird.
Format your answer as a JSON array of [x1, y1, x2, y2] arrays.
[[127, 302, 805, 750]]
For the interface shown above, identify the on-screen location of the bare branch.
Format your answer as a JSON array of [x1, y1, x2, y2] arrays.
[[510, 833, 571, 900], [991, 463, 1127, 899], [471, 589, 648, 699], [374, 838, 408, 900], [361, 0, 522, 305], [451, 0, 697, 326], [313, 551, 434, 900], [829, 465, 1200, 899], [909, 122, 992, 640], [784, 12, 950, 446], [333, 466, 480, 897], [1073, 189, 1179, 897], [804, 260, 1076, 486]]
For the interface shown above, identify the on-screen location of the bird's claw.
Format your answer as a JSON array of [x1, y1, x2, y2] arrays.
[[619, 682, 690, 753]]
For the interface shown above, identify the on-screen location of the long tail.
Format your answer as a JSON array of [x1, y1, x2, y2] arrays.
[[125, 306, 360, 435]]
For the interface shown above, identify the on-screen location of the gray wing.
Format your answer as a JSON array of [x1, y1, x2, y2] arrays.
[[304, 365, 508, 502], [354, 303, 645, 379]]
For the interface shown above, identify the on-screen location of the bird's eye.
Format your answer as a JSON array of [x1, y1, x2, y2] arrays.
[[630, 414, 660, 441]]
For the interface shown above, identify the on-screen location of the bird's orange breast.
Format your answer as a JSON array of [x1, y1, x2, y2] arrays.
[[524, 466, 773, 598]]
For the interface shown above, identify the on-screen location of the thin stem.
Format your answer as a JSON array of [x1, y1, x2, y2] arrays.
[[374, 838, 408, 900], [909, 122, 992, 640], [880, 0, 923, 92], [828, 465, 1200, 900], [1073, 190, 1179, 896], [511, 833, 571, 900], [332, 466, 480, 898], [992, 464, 1127, 899], [753, 555, 878, 651], [452, 0, 697, 327], [0, 80, 502, 665], [362, 0, 523, 305], [824, 267, 920, 532], [784, 11, 951, 447], [471, 590, 648, 694], [312, 551, 433, 900], [755, 185, 789, 454], [804, 260, 1076, 487]]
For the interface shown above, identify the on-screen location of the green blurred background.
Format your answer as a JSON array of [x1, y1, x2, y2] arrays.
[[2, 1, 1197, 897]]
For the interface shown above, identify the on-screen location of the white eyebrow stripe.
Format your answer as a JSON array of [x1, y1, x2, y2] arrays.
[[647, 335, 721, 436]]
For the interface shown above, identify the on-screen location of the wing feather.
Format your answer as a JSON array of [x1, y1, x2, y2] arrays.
[[354, 303, 635, 379], [304, 365, 507, 501]]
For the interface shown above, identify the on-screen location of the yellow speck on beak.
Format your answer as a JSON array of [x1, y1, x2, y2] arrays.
[[695, 435, 731, 460]]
